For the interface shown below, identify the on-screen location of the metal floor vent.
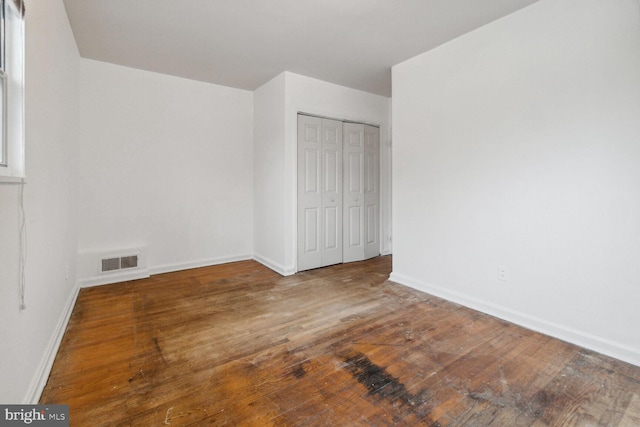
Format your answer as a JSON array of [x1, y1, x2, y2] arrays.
[[101, 255, 139, 273]]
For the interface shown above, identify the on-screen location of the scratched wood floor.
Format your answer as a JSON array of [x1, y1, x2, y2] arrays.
[[41, 256, 640, 426]]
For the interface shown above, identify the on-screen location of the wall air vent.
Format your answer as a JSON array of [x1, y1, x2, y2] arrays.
[[120, 255, 138, 269], [101, 257, 120, 272], [100, 254, 139, 273]]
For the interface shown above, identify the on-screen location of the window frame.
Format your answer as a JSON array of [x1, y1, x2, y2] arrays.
[[0, 0, 7, 167], [0, 0, 25, 180], [0, 71, 7, 168]]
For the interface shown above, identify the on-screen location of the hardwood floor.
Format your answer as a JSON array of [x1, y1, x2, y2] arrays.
[[41, 256, 640, 426]]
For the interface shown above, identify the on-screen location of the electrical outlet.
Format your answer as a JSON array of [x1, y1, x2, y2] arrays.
[[498, 265, 508, 281]]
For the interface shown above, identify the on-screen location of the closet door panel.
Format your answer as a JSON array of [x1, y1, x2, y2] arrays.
[[364, 125, 380, 259], [321, 118, 343, 267], [297, 115, 323, 271], [343, 122, 365, 263]]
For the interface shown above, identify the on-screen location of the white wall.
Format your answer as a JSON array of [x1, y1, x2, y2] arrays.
[[253, 73, 287, 273], [77, 60, 254, 283], [392, 0, 640, 365], [0, 0, 80, 402], [253, 71, 391, 275]]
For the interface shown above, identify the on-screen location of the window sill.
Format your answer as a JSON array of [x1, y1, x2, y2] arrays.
[[0, 174, 25, 184]]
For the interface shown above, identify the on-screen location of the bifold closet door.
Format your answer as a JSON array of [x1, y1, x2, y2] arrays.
[[363, 124, 380, 260], [297, 115, 343, 271], [343, 123, 380, 263]]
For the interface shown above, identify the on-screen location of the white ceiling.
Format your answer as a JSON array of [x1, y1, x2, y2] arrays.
[[62, 0, 539, 97]]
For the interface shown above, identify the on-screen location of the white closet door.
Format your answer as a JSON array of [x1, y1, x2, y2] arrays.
[[322, 119, 343, 267], [297, 115, 343, 271], [343, 122, 365, 263], [364, 124, 380, 260], [297, 115, 322, 271]]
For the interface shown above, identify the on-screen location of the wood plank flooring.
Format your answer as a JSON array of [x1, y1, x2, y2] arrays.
[[41, 256, 640, 426]]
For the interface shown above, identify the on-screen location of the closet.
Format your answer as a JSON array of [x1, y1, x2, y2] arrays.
[[297, 114, 380, 272]]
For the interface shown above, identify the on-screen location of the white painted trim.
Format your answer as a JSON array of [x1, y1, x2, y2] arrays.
[[149, 254, 253, 276], [0, 176, 25, 184], [253, 253, 295, 276], [23, 284, 80, 404], [389, 271, 640, 368], [79, 254, 255, 288], [78, 269, 150, 288]]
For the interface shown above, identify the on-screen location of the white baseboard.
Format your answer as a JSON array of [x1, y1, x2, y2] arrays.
[[23, 285, 80, 404], [79, 254, 255, 288], [78, 268, 151, 288], [253, 254, 296, 276], [149, 254, 253, 276], [389, 271, 640, 368]]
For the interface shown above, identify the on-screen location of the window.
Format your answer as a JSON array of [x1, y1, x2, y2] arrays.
[[0, 0, 24, 179]]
